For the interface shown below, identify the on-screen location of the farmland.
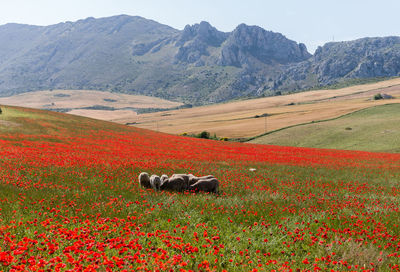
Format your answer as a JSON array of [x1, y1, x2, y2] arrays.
[[0, 89, 183, 124], [0, 105, 400, 271], [250, 103, 400, 153], [134, 78, 400, 139]]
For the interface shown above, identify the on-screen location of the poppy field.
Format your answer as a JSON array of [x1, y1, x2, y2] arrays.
[[0, 105, 400, 271]]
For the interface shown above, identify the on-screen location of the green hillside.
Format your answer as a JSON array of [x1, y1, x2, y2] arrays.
[[250, 103, 400, 153]]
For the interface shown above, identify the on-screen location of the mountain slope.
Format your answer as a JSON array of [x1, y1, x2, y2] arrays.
[[0, 15, 180, 95], [277, 37, 400, 91], [0, 15, 399, 104], [0, 15, 310, 104]]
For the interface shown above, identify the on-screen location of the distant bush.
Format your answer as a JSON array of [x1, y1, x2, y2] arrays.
[[53, 93, 71, 98], [0, 107, 2, 114], [198, 131, 210, 139], [181, 131, 225, 141], [254, 113, 269, 118], [374, 93, 383, 100], [103, 98, 117, 102]]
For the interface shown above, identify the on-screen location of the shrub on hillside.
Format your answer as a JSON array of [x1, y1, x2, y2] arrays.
[[198, 131, 210, 139], [374, 93, 383, 100]]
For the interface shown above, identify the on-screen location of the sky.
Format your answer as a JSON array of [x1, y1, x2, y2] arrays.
[[1, 0, 399, 53]]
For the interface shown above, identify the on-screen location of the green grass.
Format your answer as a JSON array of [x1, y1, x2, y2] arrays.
[[0, 105, 128, 136], [250, 104, 400, 153]]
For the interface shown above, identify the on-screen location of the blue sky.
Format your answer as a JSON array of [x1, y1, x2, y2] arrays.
[[1, 0, 399, 53]]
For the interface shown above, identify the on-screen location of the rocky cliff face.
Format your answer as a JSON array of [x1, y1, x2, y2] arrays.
[[174, 21, 228, 65], [219, 24, 311, 67], [277, 37, 400, 90]]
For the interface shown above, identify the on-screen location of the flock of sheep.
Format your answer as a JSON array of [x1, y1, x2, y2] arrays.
[[138, 172, 219, 193]]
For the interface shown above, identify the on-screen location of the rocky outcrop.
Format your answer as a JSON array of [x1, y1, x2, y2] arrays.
[[218, 24, 311, 67], [174, 21, 228, 65], [278, 37, 400, 90]]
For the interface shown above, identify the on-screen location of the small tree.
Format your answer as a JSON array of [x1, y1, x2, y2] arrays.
[[0, 107, 2, 114], [374, 93, 383, 100], [198, 131, 210, 139]]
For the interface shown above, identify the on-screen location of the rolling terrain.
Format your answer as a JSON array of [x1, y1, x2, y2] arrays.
[[0, 105, 399, 271], [132, 78, 400, 139], [0, 89, 182, 123], [250, 103, 400, 153]]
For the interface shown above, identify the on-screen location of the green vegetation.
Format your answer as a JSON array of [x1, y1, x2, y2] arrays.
[[181, 131, 228, 141], [0, 105, 127, 136], [250, 104, 400, 153]]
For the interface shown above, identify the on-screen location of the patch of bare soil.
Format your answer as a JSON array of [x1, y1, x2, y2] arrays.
[[0, 120, 20, 128]]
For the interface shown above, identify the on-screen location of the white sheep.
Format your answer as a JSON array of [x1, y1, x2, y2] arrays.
[[150, 174, 161, 191], [138, 172, 151, 188]]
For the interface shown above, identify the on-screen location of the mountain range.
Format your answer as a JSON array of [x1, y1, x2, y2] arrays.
[[0, 15, 399, 104]]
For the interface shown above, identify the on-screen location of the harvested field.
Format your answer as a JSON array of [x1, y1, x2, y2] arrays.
[[0, 89, 182, 122], [67, 109, 137, 124], [132, 78, 400, 138]]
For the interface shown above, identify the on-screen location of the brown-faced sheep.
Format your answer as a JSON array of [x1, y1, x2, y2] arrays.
[[138, 172, 151, 188], [189, 177, 219, 193], [160, 176, 186, 192], [150, 174, 161, 191]]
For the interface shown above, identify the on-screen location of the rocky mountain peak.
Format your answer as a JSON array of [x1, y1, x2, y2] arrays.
[[177, 21, 227, 47], [174, 21, 228, 64], [218, 24, 311, 67]]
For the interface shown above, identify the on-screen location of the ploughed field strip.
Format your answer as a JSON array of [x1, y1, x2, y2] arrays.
[[0, 105, 400, 271]]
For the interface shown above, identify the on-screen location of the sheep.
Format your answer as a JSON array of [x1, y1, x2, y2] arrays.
[[170, 174, 191, 190], [189, 177, 219, 193], [188, 174, 215, 186], [150, 174, 161, 191], [160, 176, 186, 192], [160, 174, 169, 183], [138, 172, 151, 188]]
